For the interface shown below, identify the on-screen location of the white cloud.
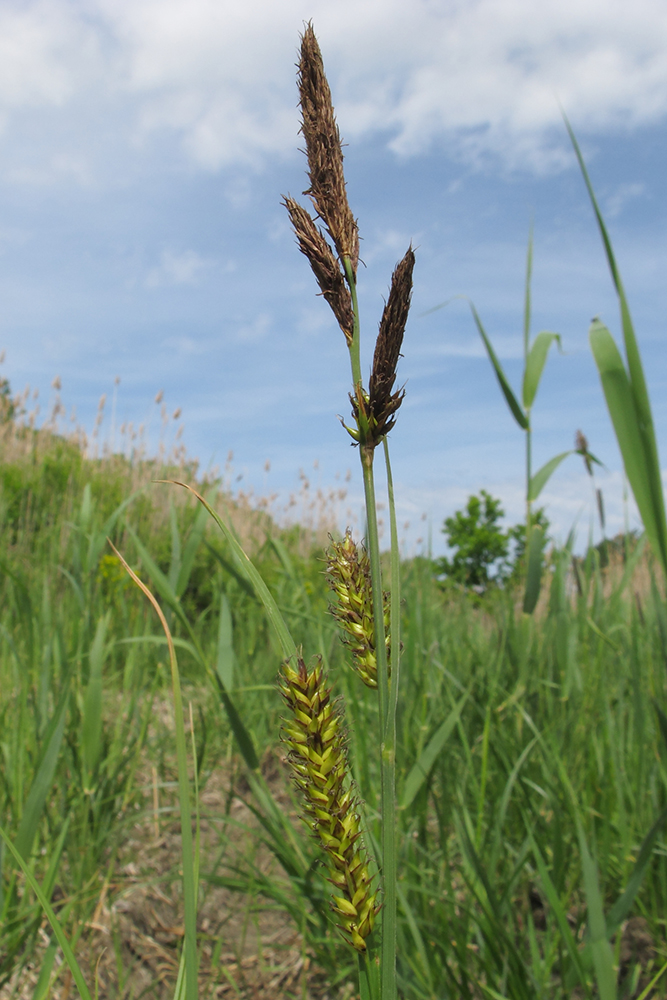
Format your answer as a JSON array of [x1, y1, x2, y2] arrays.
[[0, 0, 667, 176], [145, 248, 213, 287]]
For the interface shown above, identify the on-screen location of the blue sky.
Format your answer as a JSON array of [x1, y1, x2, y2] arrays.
[[2, 0, 667, 554]]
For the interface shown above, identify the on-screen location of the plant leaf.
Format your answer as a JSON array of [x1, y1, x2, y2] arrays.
[[469, 302, 528, 430], [606, 804, 667, 936], [14, 680, 70, 860], [400, 691, 469, 809], [529, 451, 573, 502], [589, 318, 667, 575], [165, 481, 298, 660], [522, 332, 561, 411], [81, 615, 109, 786], [523, 525, 545, 615], [567, 117, 667, 579], [576, 819, 617, 1000], [0, 825, 94, 1000]]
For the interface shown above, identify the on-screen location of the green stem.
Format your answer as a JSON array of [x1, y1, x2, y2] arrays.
[[360, 450, 395, 1000], [383, 438, 401, 730], [343, 258, 363, 389], [344, 258, 396, 1000], [382, 438, 400, 997]]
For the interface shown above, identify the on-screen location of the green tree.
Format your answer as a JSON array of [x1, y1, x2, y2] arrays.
[[437, 490, 509, 589]]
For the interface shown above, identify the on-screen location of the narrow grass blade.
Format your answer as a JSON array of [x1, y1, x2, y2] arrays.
[[165, 481, 297, 660], [605, 804, 667, 936], [469, 302, 528, 430], [216, 592, 235, 691], [0, 825, 93, 1000], [401, 691, 469, 809], [82, 615, 109, 787], [14, 679, 69, 860], [522, 332, 561, 411], [655, 702, 667, 753], [575, 819, 617, 1000], [566, 118, 667, 576], [528, 451, 573, 502], [31, 938, 58, 1000], [635, 960, 667, 1000], [121, 527, 262, 772], [528, 830, 590, 993], [589, 319, 667, 574], [523, 525, 544, 614], [175, 500, 210, 598], [396, 882, 433, 993], [214, 676, 260, 771], [358, 940, 380, 1000], [110, 543, 199, 1000]]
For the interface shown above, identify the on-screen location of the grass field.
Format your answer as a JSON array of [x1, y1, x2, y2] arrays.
[[2, 26, 667, 999], [1, 404, 667, 1000]]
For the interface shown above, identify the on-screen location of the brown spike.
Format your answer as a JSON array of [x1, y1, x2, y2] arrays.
[[368, 246, 415, 443], [283, 197, 354, 344], [298, 24, 359, 275]]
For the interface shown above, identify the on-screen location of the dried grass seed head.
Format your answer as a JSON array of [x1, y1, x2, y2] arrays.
[[298, 24, 359, 275], [283, 196, 354, 344], [576, 429, 593, 475], [348, 246, 415, 449]]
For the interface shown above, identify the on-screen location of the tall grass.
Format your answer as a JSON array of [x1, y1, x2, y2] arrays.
[[2, 36, 667, 1000]]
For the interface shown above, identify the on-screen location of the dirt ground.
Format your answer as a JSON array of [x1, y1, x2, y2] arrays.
[[2, 752, 353, 1000]]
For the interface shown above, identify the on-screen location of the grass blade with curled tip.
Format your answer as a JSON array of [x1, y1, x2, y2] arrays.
[[522, 332, 562, 411], [109, 543, 199, 1000], [469, 302, 528, 430], [0, 826, 94, 1000], [528, 451, 573, 502]]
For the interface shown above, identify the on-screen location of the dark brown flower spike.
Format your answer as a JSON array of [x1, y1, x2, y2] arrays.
[[298, 23, 359, 275], [349, 246, 414, 449], [369, 246, 414, 435], [283, 197, 354, 344]]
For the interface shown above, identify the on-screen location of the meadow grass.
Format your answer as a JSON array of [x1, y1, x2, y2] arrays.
[[3, 28, 667, 1000], [2, 401, 667, 999]]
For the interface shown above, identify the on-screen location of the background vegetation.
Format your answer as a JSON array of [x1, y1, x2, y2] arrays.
[[1, 384, 667, 1000]]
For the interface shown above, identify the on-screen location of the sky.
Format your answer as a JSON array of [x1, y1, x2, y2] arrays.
[[1, 0, 667, 555]]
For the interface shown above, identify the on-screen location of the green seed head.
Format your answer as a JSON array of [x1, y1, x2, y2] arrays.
[[279, 654, 379, 951], [325, 530, 390, 689]]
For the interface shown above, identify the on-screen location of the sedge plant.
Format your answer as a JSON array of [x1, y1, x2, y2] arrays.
[[280, 24, 414, 999]]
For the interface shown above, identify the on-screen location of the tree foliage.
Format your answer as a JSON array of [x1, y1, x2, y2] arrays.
[[436, 490, 550, 590], [437, 490, 509, 589]]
